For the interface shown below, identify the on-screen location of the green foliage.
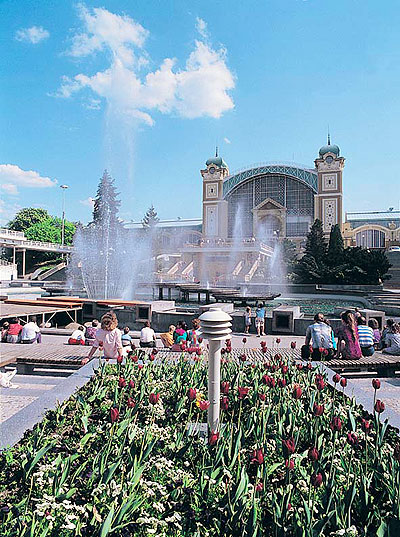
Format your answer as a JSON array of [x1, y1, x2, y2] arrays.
[[1, 353, 400, 536], [304, 219, 327, 260], [24, 217, 75, 246], [92, 170, 122, 229], [7, 208, 50, 231], [294, 221, 391, 285], [142, 204, 159, 229]]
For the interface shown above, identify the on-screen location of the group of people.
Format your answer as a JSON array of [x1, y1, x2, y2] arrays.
[[1, 317, 42, 344], [68, 320, 100, 345], [244, 304, 267, 337], [303, 310, 400, 360], [160, 319, 202, 350]]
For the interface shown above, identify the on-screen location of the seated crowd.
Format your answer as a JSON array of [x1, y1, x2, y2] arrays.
[[66, 313, 204, 358], [303, 310, 400, 360], [1, 316, 42, 344]]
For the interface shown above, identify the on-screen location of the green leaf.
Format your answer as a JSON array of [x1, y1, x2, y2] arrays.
[[26, 443, 54, 478], [102, 461, 121, 485], [100, 504, 114, 537], [377, 520, 387, 537], [80, 433, 93, 447], [229, 429, 242, 470], [348, 408, 356, 432], [115, 497, 144, 526], [232, 466, 248, 505], [266, 462, 281, 476], [57, 487, 77, 501]]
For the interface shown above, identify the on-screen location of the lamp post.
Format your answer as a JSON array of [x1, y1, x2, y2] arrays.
[[199, 307, 232, 432], [60, 185, 69, 247]]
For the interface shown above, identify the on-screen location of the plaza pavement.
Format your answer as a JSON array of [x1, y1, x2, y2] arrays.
[[1, 332, 400, 448]]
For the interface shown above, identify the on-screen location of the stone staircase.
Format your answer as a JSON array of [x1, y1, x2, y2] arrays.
[[367, 289, 400, 317]]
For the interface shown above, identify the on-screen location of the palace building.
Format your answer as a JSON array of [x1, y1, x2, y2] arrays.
[[125, 138, 399, 284]]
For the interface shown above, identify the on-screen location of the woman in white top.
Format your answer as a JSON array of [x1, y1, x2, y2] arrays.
[[68, 325, 86, 345], [87, 311, 123, 359]]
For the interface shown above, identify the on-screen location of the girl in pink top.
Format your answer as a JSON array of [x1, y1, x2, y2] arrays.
[[87, 312, 123, 360]]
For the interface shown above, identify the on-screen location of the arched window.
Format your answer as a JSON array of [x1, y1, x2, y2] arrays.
[[355, 229, 386, 248]]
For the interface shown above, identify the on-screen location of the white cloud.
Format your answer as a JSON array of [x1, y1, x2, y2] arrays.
[[0, 165, 57, 190], [1, 184, 19, 195], [224, 137, 231, 144], [195, 17, 208, 39], [80, 197, 95, 207], [56, 6, 234, 124], [15, 26, 49, 44]]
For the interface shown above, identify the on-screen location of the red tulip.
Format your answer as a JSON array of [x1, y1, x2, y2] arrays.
[[196, 348, 202, 356], [221, 348, 226, 355], [149, 393, 160, 405], [152, 349, 158, 356], [187, 388, 197, 402], [346, 432, 358, 447], [199, 400, 210, 411], [281, 365, 288, 375], [137, 364, 144, 369], [292, 385, 302, 399], [278, 378, 287, 388], [393, 443, 400, 462], [221, 381, 230, 395], [340, 378, 347, 388], [316, 378, 325, 391], [261, 346, 267, 354], [149, 353, 155, 361], [330, 417, 342, 432], [375, 400, 385, 414], [110, 407, 119, 423], [242, 337, 247, 344], [117, 355, 123, 364], [238, 386, 249, 399], [128, 379, 135, 389], [240, 353, 246, 362], [308, 447, 319, 462], [276, 338, 281, 344], [361, 418, 372, 433], [258, 392, 266, 402], [282, 437, 295, 457], [251, 448, 264, 465], [127, 397, 136, 408], [261, 340, 267, 348], [285, 458, 294, 470], [131, 354, 139, 363], [221, 396, 229, 411], [255, 481, 263, 492], [290, 341, 297, 349], [296, 363, 303, 371], [332, 373, 341, 384], [372, 379, 381, 390], [118, 377, 126, 388], [209, 430, 219, 445], [313, 403, 324, 417], [198, 337, 203, 344], [310, 472, 323, 488], [307, 363, 312, 370]]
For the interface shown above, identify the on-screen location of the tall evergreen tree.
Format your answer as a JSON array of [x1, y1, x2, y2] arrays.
[[304, 219, 327, 259], [142, 205, 159, 228], [327, 224, 344, 266], [92, 170, 122, 228]]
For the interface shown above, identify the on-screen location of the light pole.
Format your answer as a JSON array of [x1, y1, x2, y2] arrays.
[[199, 307, 232, 433], [60, 185, 69, 247]]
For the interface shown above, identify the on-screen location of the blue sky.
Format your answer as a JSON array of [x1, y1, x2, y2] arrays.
[[1, 0, 400, 226]]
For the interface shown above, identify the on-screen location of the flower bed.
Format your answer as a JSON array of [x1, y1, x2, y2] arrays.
[[1, 349, 400, 536]]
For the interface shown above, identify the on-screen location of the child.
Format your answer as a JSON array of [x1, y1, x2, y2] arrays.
[[121, 326, 132, 347], [68, 325, 86, 345], [244, 307, 252, 334]]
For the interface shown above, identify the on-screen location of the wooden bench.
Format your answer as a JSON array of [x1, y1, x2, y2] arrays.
[[323, 352, 400, 377]]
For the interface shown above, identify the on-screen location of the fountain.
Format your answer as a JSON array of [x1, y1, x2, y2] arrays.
[[68, 171, 154, 300]]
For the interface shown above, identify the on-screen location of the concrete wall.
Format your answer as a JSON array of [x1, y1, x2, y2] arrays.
[[0, 263, 17, 280]]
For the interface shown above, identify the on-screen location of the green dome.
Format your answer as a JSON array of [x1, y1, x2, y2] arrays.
[[206, 155, 228, 169], [319, 135, 340, 157]]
